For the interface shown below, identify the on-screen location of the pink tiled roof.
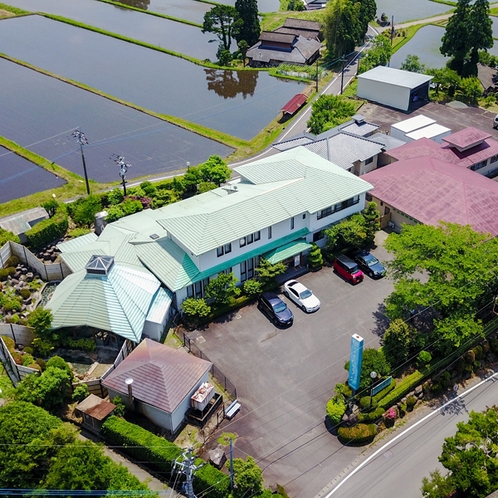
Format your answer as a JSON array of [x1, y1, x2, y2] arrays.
[[363, 157, 498, 236], [442, 127, 491, 150], [387, 134, 498, 169], [102, 339, 212, 413]]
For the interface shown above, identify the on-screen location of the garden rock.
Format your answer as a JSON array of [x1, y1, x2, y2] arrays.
[[414, 386, 423, 397], [26, 272, 34, 282]]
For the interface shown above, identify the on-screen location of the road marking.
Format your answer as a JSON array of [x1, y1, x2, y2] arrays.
[[323, 370, 498, 497]]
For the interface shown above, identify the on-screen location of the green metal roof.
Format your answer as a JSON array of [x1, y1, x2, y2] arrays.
[[264, 239, 312, 264], [155, 147, 371, 255], [47, 262, 162, 343]]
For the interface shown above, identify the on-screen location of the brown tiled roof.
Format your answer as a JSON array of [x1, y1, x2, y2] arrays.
[[259, 31, 296, 44], [76, 394, 115, 421], [442, 127, 492, 151], [102, 339, 212, 413], [282, 18, 321, 31]]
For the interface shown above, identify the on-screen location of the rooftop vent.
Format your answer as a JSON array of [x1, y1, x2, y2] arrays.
[[222, 185, 238, 194], [149, 233, 159, 240], [85, 255, 115, 275]]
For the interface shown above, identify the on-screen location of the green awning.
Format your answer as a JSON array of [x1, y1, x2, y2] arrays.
[[264, 239, 312, 264]]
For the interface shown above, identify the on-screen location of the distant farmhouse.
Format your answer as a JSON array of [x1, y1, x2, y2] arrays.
[[247, 18, 322, 68]]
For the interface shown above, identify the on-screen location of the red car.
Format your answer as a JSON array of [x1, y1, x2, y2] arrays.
[[333, 254, 364, 284]]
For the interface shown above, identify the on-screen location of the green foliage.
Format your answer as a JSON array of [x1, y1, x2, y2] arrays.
[[68, 194, 102, 227], [308, 243, 323, 270], [0, 227, 20, 246], [32, 337, 54, 358], [243, 278, 263, 297], [345, 348, 391, 390], [205, 272, 240, 306], [359, 34, 393, 73], [19, 288, 31, 300], [112, 396, 126, 417], [337, 423, 376, 445], [455, 76, 483, 104], [121, 198, 143, 215], [235, 0, 260, 47], [230, 456, 264, 498], [25, 205, 68, 249], [27, 308, 54, 342], [202, 5, 240, 52], [362, 202, 380, 245], [379, 370, 425, 409], [105, 205, 125, 222], [72, 383, 90, 402], [417, 350, 432, 368], [106, 188, 125, 206], [139, 181, 157, 197], [400, 54, 427, 73], [198, 155, 231, 186], [68, 227, 92, 238], [41, 199, 59, 218], [427, 67, 460, 98], [194, 462, 230, 498], [1, 335, 15, 351], [60, 337, 96, 352], [46, 355, 72, 376], [325, 213, 368, 253], [181, 297, 212, 320], [441, 0, 493, 77], [406, 395, 417, 411], [326, 395, 346, 425], [255, 258, 286, 288], [198, 181, 217, 193], [0, 267, 16, 281], [385, 223, 498, 351], [35, 358, 47, 371], [421, 469, 456, 498], [22, 353, 35, 367], [101, 416, 182, 475], [359, 395, 378, 412], [287, 0, 306, 10], [357, 406, 384, 423], [5, 255, 19, 267], [307, 94, 356, 135], [382, 319, 419, 368]]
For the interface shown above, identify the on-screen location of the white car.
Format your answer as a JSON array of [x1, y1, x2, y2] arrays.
[[283, 279, 321, 313]]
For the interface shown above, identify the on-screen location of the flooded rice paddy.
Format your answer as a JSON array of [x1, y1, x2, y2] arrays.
[[375, 0, 452, 24]]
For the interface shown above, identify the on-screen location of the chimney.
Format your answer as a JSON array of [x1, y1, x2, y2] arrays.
[[125, 378, 134, 402]]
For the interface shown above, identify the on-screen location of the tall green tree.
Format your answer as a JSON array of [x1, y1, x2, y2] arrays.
[[359, 34, 392, 73], [234, 0, 260, 47], [324, 0, 362, 59], [230, 456, 264, 498], [363, 201, 380, 246], [205, 272, 240, 305], [441, 0, 493, 76], [382, 318, 421, 368], [307, 94, 356, 135], [385, 223, 498, 351], [400, 54, 427, 73], [198, 155, 231, 186], [203, 5, 240, 53]]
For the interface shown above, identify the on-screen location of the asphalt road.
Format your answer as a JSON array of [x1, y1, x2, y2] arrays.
[[320, 368, 498, 498]]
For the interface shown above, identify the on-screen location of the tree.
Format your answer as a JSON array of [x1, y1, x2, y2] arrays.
[[27, 307, 54, 342], [455, 76, 483, 104], [345, 347, 391, 390], [235, 0, 260, 47], [307, 94, 356, 135], [422, 407, 498, 497], [400, 54, 427, 73], [198, 155, 231, 186], [182, 165, 201, 197], [421, 469, 456, 498], [427, 67, 460, 97], [308, 243, 324, 270], [325, 213, 368, 253], [324, 0, 362, 59], [203, 5, 240, 53], [237, 40, 249, 66], [362, 202, 380, 246], [384, 223, 498, 351], [359, 34, 392, 73], [230, 456, 264, 498], [357, 0, 377, 37], [42, 199, 59, 218], [205, 272, 240, 306], [254, 258, 286, 288], [441, 0, 493, 77], [69, 194, 102, 227], [181, 297, 211, 321], [326, 395, 346, 425], [382, 318, 419, 368]]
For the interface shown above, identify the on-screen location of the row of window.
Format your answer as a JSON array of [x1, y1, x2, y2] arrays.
[[240, 230, 261, 248], [317, 196, 360, 220]]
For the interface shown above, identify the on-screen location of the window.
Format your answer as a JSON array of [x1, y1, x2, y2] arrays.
[[222, 267, 232, 275], [313, 230, 324, 242], [187, 279, 208, 299], [491, 154, 498, 164], [247, 233, 253, 244], [471, 160, 487, 171], [239, 238, 246, 248], [254, 231, 261, 241], [240, 259, 255, 282], [217, 246, 224, 257], [366, 193, 373, 202], [268, 226, 272, 239], [365, 157, 374, 165], [290, 217, 295, 230], [317, 206, 334, 220], [302, 213, 306, 219], [224, 243, 232, 254]]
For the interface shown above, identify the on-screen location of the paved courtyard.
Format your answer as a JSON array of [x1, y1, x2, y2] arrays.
[[186, 233, 395, 498]]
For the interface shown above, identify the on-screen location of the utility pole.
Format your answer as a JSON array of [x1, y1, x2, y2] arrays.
[[113, 155, 131, 196], [229, 438, 234, 491], [315, 58, 319, 93], [173, 447, 204, 498], [340, 55, 346, 95], [72, 127, 90, 195]]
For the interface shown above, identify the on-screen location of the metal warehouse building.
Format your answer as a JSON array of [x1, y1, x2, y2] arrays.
[[357, 66, 433, 112]]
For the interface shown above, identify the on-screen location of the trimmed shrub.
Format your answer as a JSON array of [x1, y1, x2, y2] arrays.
[[23, 346, 34, 355], [1, 335, 15, 351], [417, 350, 432, 369], [20, 288, 31, 300], [464, 350, 476, 365], [101, 416, 181, 475], [72, 384, 90, 402], [0, 267, 16, 281], [338, 423, 376, 445], [12, 351, 23, 365], [472, 345, 483, 361], [0, 227, 20, 246], [359, 396, 378, 412], [5, 255, 19, 267], [243, 279, 263, 297], [46, 356, 72, 376], [194, 462, 230, 498], [25, 205, 68, 249], [121, 198, 143, 216], [7, 314, 20, 324], [68, 227, 92, 238], [406, 395, 417, 411], [35, 358, 47, 371], [379, 370, 425, 409], [308, 243, 323, 270], [326, 396, 346, 425], [22, 354, 34, 366], [358, 406, 384, 423]]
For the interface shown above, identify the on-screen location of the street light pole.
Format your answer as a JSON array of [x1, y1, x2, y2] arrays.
[[113, 155, 131, 196], [369, 371, 377, 408], [72, 128, 90, 195]]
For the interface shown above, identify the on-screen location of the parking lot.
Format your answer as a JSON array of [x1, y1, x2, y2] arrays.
[[186, 233, 395, 498]]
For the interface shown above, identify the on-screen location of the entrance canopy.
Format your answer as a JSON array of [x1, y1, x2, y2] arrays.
[[264, 239, 311, 264]]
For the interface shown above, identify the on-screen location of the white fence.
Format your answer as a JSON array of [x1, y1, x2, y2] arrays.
[[0, 323, 35, 346], [0, 335, 38, 385]]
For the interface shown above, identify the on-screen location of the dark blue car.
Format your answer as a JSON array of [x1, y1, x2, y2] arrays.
[[258, 292, 294, 327], [354, 251, 386, 279]]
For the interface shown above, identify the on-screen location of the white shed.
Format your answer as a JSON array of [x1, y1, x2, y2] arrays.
[[390, 115, 436, 141], [405, 123, 452, 143], [357, 66, 433, 112]]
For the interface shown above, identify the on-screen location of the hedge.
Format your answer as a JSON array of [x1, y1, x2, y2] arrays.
[[25, 205, 68, 249], [101, 416, 181, 475], [378, 370, 425, 410], [338, 423, 377, 445], [101, 416, 229, 496], [358, 406, 384, 423]]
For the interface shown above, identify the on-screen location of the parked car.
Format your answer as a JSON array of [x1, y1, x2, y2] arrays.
[[258, 292, 294, 326], [283, 279, 321, 313], [353, 250, 386, 279], [333, 254, 364, 284]]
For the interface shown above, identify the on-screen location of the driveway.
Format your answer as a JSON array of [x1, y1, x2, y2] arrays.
[[186, 233, 394, 498]]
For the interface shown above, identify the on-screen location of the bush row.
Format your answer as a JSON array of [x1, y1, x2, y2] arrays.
[[338, 423, 376, 445], [101, 416, 230, 497], [25, 205, 68, 249]]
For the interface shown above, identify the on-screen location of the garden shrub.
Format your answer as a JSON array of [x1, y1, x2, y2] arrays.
[[243, 279, 262, 297], [23, 346, 34, 355], [0, 227, 20, 246], [72, 384, 90, 402], [181, 298, 211, 323], [12, 351, 23, 365], [359, 396, 378, 412], [28, 363, 41, 372], [68, 194, 103, 227], [3, 299, 22, 313], [490, 338, 498, 354], [101, 416, 181, 475], [417, 350, 432, 368], [105, 188, 124, 206], [22, 354, 34, 367], [406, 395, 417, 411], [68, 227, 92, 238], [121, 198, 143, 216], [464, 350, 475, 365], [47, 356, 72, 377], [20, 288, 31, 300], [358, 406, 384, 423], [194, 462, 230, 498], [326, 396, 346, 425], [7, 314, 20, 324], [338, 423, 376, 445], [25, 205, 68, 249], [112, 396, 126, 417], [308, 243, 323, 270], [61, 337, 96, 352], [140, 181, 157, 197], [35, 358, 47, 371], [440, 371, 451, 390], [0, 267, 16, 281], [32, 337, 54, 358], [105, 205, 125, 223], [5, 255, 19, 267], [472, 345, 483, 361], [1, 335, 15, 351], [379, 370, 425, 409]]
